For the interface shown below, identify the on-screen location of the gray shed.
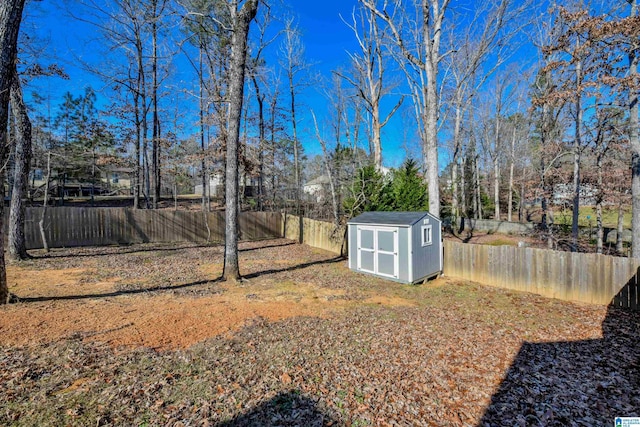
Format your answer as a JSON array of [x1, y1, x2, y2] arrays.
[[347, 211, 442, 284]]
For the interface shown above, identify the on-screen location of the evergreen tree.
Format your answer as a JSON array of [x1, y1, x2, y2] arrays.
[[391, 158, 429, 211], [343, 165, 393, 217]]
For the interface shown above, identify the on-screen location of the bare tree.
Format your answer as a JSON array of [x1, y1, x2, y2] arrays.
[[443, 0, 529, 220], [360, 0, 449, 216], [222, 0, 258, 282], [628, 0, 640, 258], [280, 17, 306, 241], [8, 65, 32, 260], [338, 5, 402, 172], [150, 0, 169, 209], [0, 0, 26, 303], [247, 7, 277, 211], [311, 111, 340, 224]]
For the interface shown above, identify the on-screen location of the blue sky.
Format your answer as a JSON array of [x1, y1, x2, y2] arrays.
[[21, 0, 417, 171], [294, 1, 417, 166], [22, 0, 555, 176]]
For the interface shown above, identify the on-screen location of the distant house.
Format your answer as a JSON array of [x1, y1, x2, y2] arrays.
[[195, 173, 224, 197], [100, 167, 133, 195], [303, 175, 331, 202], [195, 172, 263, 198], [28, 164, 133, 198], [553, 183, 597, 206]]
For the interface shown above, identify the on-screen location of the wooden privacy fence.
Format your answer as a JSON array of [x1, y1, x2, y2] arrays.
[[282, 214, 346, 255], [285, 217, 640, 310], [444, 240, 640, 309], [21, 207, 282, 249], [15, 208, 640, 310]]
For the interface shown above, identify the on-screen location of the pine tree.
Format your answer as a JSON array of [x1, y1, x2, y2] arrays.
[[391, 158, 429, 211]]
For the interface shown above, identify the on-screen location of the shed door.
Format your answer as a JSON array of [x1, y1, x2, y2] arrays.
[[357, 226, 398, 279]]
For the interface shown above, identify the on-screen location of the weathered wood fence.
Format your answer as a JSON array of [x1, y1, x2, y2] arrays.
[[21, 207, 282, 249], [284, 216, 639, 310], [444, 240, 640, 309], [15, 209, 640, 309], [282, 214, 346, 255]]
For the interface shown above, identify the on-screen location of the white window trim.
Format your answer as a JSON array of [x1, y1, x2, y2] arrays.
[[421, 224, 432, 247]]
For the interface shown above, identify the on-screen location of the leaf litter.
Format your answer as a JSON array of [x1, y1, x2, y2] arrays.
[[0, 238, 638, 426]]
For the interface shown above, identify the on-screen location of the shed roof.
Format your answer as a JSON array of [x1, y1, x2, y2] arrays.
[[347, 211, 438, 227]]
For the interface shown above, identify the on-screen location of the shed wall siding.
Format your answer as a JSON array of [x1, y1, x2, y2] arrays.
[[398, 228, 409, 283], [411, 218, 442, 281]]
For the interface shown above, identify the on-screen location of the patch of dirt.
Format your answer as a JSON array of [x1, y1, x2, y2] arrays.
[[2, 239, 637, 426], [2, 239, 412, 350], [8, 267, 119, 297]]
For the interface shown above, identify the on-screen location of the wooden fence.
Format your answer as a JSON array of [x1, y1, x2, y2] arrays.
[[285, 216, 640, 310], [282, 214, 346, 255], [21, 207, 282, 249], [15, 208, 640, 309], [444, 240, 640, 309]]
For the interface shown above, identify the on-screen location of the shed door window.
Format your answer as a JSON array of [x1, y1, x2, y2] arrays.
[[421, 225, 432, 246], [358, 228, 375, 273], [357, 226, 398, 278]]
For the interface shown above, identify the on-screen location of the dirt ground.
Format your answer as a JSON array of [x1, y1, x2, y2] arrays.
[[2, 239, 414, 350], [2, 239, 638, 426]]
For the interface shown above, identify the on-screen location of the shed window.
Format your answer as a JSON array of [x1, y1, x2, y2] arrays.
[[421, 225, 432, 246]]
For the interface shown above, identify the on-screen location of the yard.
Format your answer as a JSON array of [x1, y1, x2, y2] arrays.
[[1, 239, 638, 426]]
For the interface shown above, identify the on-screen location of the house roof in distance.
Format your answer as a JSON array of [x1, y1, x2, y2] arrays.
[[347, 211, 438, 227], [304, 175, 331, 187]]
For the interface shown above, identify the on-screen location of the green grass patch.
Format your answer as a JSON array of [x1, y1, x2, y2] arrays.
[[556, 206, 630, 229]]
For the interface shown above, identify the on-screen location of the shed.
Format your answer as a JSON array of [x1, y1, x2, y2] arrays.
[[347, 211, 442, 284]]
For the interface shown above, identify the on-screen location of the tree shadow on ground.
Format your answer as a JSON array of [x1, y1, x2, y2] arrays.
[[479, 271, 640, 426], [27, 243, 219, 259], [216, 391, 340, 427], [13, 253, 344, 304], [243, 256, 344, 280], [25, 239, 294, 260], [15, 279, 223, 303], [239, 240, 296, 252]]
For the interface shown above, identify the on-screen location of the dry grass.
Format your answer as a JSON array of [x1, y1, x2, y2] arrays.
[[1, 239, 638, 426]]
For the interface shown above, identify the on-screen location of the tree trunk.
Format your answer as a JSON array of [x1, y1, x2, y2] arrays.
[[372, 103, 382, 171], [475, 155, 482, 219], [519, 168, 525, 222], [0, 0, 26, 304], [451, 103, 463, 220], [39, 152, 51, 253], [199, 45, 208, 212], [493, 113, 501, 220], [595, 150, 604, 254], [135, 30, 149, 209], [571, 56, 583, 252], [493, 156, 500, 220], [617, 201, 625, 253], [507, 126, 516, 222], [222, 0, 258, 282], [630, 0, 640, 259], [459, 161, 466, 217], [133, 78, 141, 209], [289, 74, 302, 243], [8, 66, 31, 260], [151, 0, 160, 209], [424, 78, 440, 217]]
